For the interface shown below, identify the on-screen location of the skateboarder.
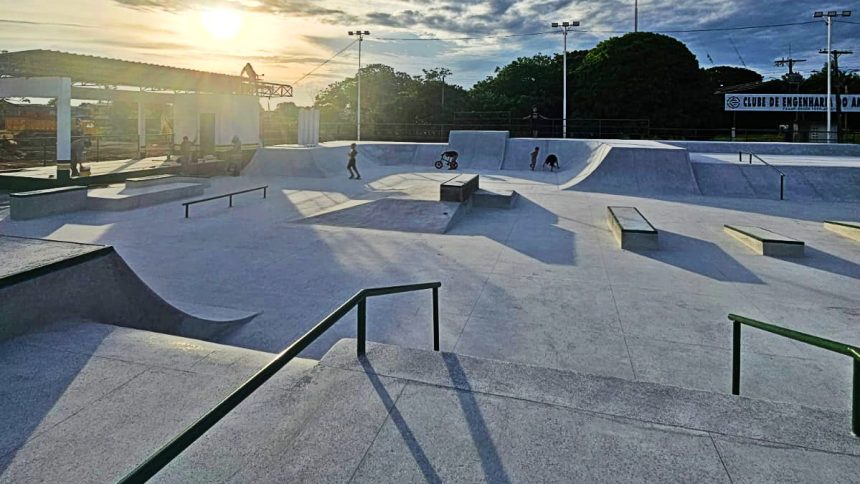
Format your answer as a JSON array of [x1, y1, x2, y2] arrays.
[[347, 143, 361, 179], [544, 154, 559, 172], [529, 146, 540, 171]]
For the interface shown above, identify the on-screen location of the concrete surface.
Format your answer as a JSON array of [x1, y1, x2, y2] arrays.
[[10, 186, 88, 220], [824, 220, 860, 241], [0, 321, 316, 483], [1, 165, 858, 411], [148, 340, 860, 482], [446, 130, 509, 170], [86, 182, 205, 211]]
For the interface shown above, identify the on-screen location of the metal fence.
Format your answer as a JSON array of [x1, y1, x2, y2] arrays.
[[0, 134, 174, 167]]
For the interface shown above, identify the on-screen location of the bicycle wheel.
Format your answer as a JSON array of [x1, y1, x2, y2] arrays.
[[434, 160, 444, 169], [450, 160, 458, 170]]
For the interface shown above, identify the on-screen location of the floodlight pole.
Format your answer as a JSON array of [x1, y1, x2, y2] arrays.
[[348, 30, 370, 141], [552, 21, 580, 139], [635, 0, 639, 32]]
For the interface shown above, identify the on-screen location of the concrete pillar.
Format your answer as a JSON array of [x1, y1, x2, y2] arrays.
[[137, 100, 146, 158], [56, 77, 72, 180]]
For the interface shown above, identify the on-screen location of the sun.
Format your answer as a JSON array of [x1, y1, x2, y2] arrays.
[[201, 8, 243, 40]]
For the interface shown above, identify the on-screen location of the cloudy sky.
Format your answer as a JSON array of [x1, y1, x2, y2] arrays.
[[1, 1, 858, 105]]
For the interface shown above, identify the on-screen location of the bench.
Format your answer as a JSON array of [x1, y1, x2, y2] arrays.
[[724, 225, 804, 257], [440, 174, 479, 203], [607, 206, 658, 250], [823, 220, 860, 242], [10, 186, 87, 220]]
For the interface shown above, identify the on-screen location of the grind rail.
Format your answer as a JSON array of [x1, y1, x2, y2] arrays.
[[738, 152, 786, 200], [730, 313, 860, 435], [182, 185, 267, 218], [118, 281, 442, 483]]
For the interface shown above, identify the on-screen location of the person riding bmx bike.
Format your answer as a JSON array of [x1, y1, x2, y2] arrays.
[[435, 150, 459, 170]]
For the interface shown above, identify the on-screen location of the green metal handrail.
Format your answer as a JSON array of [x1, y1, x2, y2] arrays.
[[729, 313, 860, 435], [118, 281, 441, 483]]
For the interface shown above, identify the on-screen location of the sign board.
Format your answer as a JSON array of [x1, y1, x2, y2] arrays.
[[725, 94, 860, 112]]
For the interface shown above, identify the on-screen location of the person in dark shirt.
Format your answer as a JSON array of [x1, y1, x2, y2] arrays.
[[70, 137, 90, 176], [179, 136, 193, 164], [529, 146, 540, 171], [347, 143, 360, 179]]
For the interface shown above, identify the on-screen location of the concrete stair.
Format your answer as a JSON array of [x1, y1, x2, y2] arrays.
[[146, 339, 859, 483]]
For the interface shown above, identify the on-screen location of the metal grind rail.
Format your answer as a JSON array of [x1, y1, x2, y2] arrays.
[[118, 281, 442, 483], [182, 185, 267, 218], [738, 152, 787, 200], [729, 313, 860, 435]]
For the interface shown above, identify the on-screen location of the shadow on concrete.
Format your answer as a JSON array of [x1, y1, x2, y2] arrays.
[[631, 230, 763, 284], [776, 246, 860, 280], [0, 323, 108, 476], [443, 353, 512, 484], [360, 358, 442, 483]]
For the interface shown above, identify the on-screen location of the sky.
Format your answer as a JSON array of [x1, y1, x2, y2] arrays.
[[0, 1, 858, 106]]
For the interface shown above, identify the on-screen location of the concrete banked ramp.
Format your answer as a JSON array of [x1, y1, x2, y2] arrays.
[[0, 236, 257, 341], [446, 130, 509, 170]]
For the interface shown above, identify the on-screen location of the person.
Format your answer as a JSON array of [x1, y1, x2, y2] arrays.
[[229, 135, 242, 175], [544, 154, 559, 172], [179, 136, 193, 165], [529, 146, 540, 171], [523, 107, 549, 138], [441, 150, 459, 169], [70, 137, 91, 176], [347, 143, 361, 179]]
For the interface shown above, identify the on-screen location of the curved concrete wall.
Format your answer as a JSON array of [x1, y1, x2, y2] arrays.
[[664, 140, 860, 156]]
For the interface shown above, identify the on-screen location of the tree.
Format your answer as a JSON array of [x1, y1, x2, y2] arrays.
[[573, 32, 710, 127]]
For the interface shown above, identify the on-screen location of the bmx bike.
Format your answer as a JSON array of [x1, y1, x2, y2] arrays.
[[434, 152, 459, 170]]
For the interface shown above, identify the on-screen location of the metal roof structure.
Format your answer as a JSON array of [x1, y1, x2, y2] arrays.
[[0, 50, 292, 98]]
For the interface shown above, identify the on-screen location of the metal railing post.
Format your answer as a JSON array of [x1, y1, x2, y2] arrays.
[[228, 195, 233, 208], [432, 287, 440, 351], [357, 298, 366, 356], [263, 187, 267, 199], [184, 204, 189, 218], [732, 320, 741, 395], [738, 151, 742, 163], [749, 153, 753, 164], [780, 174, 785, 201], [854, 358, 859, 436]]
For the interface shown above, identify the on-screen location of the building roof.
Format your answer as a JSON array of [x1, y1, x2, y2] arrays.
[[0, 50, 292, 97]]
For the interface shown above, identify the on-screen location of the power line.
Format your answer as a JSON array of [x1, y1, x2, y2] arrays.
[[375, 31, 554, 41], [292, 39, 358, 85]]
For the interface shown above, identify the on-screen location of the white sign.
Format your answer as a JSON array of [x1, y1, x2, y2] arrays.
[[725, 94, 860, 112]]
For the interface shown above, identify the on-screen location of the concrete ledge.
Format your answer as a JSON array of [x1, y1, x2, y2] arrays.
[[440, 173, 479, 202], [126, 174, 211, 189], [824, 220, 860, 242], [10, 186, 88, 220], [472, 188, 518, 209], [86, 182, 205, 211], [607, 206, 658, 250], [724, 225, 804, 257]]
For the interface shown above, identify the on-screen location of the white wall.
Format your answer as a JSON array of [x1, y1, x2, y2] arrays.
[[173, 93, 260, 145]]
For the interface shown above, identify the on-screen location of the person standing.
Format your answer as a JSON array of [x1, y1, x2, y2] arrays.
[[70, 136, 90, 176], [347, 143, 361, 179], [529, 146, 540, 171], [179, 136, 193, 165]]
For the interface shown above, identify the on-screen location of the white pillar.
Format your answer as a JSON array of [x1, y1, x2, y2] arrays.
[[562, 29, 568, 139], [56, 77, 72, 162], [137, 100, 146, 156], [826, 17, 832, 143]]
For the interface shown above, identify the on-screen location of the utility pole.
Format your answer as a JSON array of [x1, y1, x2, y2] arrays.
[[551, 21, 580, 138], [348, 30, 370, 141], [635, 0, 639, 32], [775, 56, 806, 140], [819, 48, 853, 142], [813, 10, 852, 142]]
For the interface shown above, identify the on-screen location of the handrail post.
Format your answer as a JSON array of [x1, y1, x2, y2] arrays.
[[357, 298, 366, 356], [432, 287, 440, 351], [749, 153, 752, 164], [779, 174, 785, 201], [732, 320, 741, 395], [263, 186, 267, 199], [229, 195, 233, 208], [854, 358, 859, 436], [738, 151, 742, 163], [184, 204, 189, 219]]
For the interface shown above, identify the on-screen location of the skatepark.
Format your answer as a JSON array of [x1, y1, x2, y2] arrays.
[[1, 132, 860, 482]]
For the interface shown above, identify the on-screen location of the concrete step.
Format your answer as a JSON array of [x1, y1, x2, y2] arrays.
[[86, 182, 205, 211], [0, 321, 317, 483], [147, 339, 859, 483]]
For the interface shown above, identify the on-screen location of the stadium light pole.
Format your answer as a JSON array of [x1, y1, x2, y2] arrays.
[[552, 21, 580, 138], [813, 10, 851, 142], [635, 0, 638, 32], [348, 30, 370, 141]]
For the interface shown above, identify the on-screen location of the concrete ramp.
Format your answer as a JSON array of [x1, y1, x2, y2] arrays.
[[244, 145, 347, 178], [562, 140, 700, 196], [692, 163, 860, 201], [665, 140, 860, 156], [447, 130, 509, 170], [501, 138, 603, 172], [296, 197, 466, 233], [0, 236, 258, 341]]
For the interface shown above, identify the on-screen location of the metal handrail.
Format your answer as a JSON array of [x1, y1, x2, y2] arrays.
[[118, 281, 441, 483], [729, 313, 860, 435], [182, 185, 267, 218], [738, 152, 786, 200]]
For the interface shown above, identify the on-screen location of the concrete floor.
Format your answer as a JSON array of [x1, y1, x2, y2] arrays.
[[1, 167, 858, 413]]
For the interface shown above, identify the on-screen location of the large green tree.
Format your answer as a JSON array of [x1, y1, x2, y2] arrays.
[[573, 32, 710, 127]]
